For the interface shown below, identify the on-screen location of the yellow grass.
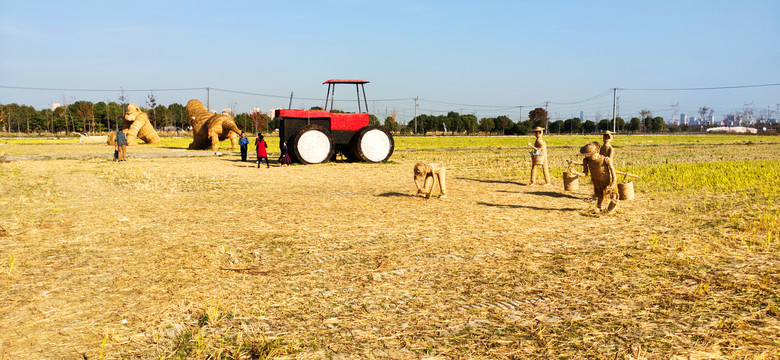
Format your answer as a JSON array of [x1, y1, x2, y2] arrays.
[[0, 139, 778, 359]]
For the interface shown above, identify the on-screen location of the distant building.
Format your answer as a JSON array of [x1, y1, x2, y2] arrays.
[[51, 102, 61, 111]]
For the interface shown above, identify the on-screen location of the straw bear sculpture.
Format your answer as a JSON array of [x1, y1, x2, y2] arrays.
[[107, 103, 161, 145], [185, 99, 240, 151]]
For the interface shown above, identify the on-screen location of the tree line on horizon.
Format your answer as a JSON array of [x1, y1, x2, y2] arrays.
[[3, 99, 767, 136]]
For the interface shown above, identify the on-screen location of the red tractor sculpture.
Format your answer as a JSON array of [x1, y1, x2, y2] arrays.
[[274, 79, 394, 164]]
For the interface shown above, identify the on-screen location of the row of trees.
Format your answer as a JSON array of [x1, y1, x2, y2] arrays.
[[405, 108, 668, 135], [0, 101, 671, 135], [0, 101, 192, 135]]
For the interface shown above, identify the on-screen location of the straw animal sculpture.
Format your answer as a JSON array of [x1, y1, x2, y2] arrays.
[[106, 103, 160, 146], [414, 162, 447, 198], [185, 99, 240, 151]]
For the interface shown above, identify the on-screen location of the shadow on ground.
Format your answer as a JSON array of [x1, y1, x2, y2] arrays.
[[477, 201, 580, 212], [456, 177, 524, 186], [377, 192, 416, 198], [526, 191, 582, 200]]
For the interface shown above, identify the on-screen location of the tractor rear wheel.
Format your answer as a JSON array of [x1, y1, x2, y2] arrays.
[[292, 124, 335, 164], [350, 126, 394, 163]]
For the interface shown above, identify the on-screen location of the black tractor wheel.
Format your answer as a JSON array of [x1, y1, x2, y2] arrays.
[[350, 126, 394, 163], [291, 124, 335, 164]]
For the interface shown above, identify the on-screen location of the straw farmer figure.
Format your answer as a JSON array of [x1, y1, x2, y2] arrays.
[[185, 99, 241, 151], [527, 127, 550, 185], [600, 130, 615, 159], [414, 162, 447, 199], [578, 142, 618, 213]]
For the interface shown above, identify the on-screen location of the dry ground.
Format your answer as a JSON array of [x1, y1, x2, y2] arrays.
[[0, 142, 778, 359]]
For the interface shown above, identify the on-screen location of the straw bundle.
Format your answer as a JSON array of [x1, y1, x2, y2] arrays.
[[185, 99, 240, 151], [78, 135, 108, 144], [562, 171, 579, 191], [618, 181, 635, 200]]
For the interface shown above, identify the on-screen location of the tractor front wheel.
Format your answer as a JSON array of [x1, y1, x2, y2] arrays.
[[292, 124, 335, 164], [350, 126, 394, 163]]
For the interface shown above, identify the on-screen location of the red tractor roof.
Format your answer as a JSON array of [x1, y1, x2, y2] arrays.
[[323, 79, 369, 84]]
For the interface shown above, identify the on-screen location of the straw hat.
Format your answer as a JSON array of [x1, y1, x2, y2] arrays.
[[532, 127, 545, 132], [602, 130, 615, 135]]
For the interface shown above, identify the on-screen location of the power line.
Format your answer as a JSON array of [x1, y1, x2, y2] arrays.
[[548, 89, 612, 105], [621, 83, 780, 91], [0, 85, 203, 92]]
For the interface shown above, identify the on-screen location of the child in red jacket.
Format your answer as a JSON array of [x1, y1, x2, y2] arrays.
[[255, 133, 269, 168]]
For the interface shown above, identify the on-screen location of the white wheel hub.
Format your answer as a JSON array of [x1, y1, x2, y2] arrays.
[[359, 129, 392, 162], [297, 129, 331, 164]]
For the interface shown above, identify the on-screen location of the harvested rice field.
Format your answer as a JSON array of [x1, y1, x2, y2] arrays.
[[0, 135, 778, 359]]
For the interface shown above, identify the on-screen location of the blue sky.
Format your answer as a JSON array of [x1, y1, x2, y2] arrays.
[[1, 0, 778, 124]]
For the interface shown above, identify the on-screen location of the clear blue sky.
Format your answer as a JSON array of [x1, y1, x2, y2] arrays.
[[1, 0, 778, 124]]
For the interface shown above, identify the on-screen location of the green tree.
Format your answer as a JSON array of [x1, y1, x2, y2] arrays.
[[614, 116, 625, 131], [154, 105, 170, 129], [583, 120, 597, 133], [509, 120, 532, 135], [652, 116, 666, 132], [168, 103, 186, 132], [146, 93, 158, 128], [383, 116, 399, 133], [640, 109, 653, 133], [550, 120, 564, 133], [461, 114, 478, 134], [479, 117, 495, 133], [368, 114, 380, 126], [528, 107, 549, 129], [234, 113, 252, 132], [563, 117, 582, 134], [53, 105, 68, 133], [495, 116, 513, 134], [597, 119, 610, 131], [628, 117, 641, 132]]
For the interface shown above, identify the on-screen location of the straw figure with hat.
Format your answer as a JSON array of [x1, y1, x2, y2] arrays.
[[574, 142, 619, 213], [107, 103, 161, 146], [185, 99, 241, 151], [526, 126, 550, 185], [600, 130, 615, 159]]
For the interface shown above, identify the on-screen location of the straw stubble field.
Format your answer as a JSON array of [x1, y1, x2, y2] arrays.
[[0, 137, 778, 359]]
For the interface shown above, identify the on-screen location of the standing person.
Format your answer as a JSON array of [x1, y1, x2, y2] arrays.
[[255, 133, 269, 168], [278, 141, 292, 167], [238, 132, 249, 161], [115, 130, 128, 162], [527, 127, 550, 185]]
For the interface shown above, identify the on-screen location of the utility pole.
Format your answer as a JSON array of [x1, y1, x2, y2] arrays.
[[544, 101, 549, 133], [414, 97, 419, 135], [288, 92, 294, 109], [611, 88, 617, 133], [518, 106, 523, 123], [206, 87, 210, 112]]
